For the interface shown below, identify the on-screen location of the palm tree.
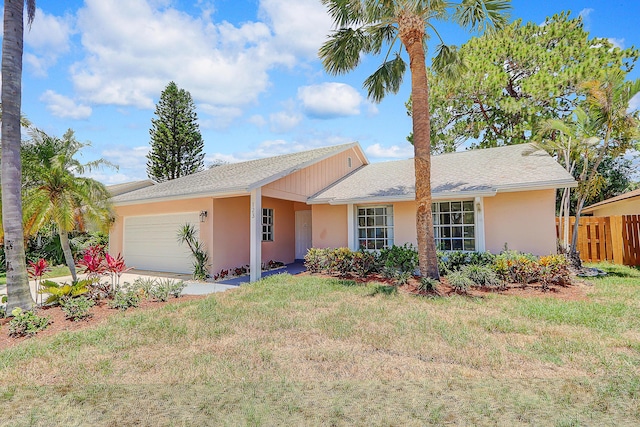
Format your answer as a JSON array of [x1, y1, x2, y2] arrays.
[[22, 129, 115, 282], [567, 71, 640, 261], [319, 0, 510, 278], [2, 0, 37, 311], [537, 107, 600, 253]]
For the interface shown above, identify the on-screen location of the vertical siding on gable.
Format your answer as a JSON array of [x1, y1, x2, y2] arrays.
[[264, 148, 364, 200]]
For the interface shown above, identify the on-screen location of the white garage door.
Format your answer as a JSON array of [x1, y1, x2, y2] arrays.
[[124, 212, 200, 273]]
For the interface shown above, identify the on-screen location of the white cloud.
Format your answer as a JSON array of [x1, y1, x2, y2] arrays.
[[24, 8, 73, 76], [298, 83, 363, 119], [608, 38, 625, 49], [101, 145, 149, 170], [205, 137, 348, 163], [629, 92, 640, 112], [365, 143, 413, 159], [258, 0, 334, 60], [248, 114, 267, 127], [579, 8, 593, 20], [269, 110, 303, 132], [68, 0, 333, 127], [40, 90, 92, 119]]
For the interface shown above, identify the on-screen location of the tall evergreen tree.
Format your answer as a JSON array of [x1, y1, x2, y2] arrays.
[[146, 82, 204, 182]]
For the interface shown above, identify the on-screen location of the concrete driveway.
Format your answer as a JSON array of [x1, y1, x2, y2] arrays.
[[1, 262, 306, 301], [0, 269, 237, 301]]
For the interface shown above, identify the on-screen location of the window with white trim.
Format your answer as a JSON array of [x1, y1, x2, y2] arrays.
[[432, 200, 475, 251], [357, 205, 394, 250], [262, 208, 273, 241]]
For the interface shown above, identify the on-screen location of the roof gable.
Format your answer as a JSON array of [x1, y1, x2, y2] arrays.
[[112, 143, 366, 204], [582, 188, 640, 213]]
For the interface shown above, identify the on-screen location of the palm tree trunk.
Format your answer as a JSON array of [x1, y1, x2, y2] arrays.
[[400, 13, 439, 279], [59, 230, 78, 281], [2, 0, 33, 311]]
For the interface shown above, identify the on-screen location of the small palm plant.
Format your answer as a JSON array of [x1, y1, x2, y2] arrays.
[[177, 224, 209, 280]]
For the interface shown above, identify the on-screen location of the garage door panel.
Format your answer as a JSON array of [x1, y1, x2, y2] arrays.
[[124, 212, 199, 273]]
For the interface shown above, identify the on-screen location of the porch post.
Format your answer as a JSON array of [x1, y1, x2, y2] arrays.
[[347, 204, 355, 250], [250, 188, 262, 282], [475, 197, 486, 252]]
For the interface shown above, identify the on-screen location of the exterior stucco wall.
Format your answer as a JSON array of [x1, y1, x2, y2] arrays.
[[112, 195, 298, 275], [390, 201, 417, 247], [261, 197, 296, 265], [586, 198, 640, 217], [211, 196, 297, 273], [312, 204, 348, 248], [110, 197, 214, 259], [483, 189, 557, 255]]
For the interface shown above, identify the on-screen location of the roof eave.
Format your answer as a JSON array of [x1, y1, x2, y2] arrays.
[[112, 188, 248, 206], [495, 179, 578, 192]]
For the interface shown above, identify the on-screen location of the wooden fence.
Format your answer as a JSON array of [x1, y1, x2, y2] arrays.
[[556, 215, 640, 266]]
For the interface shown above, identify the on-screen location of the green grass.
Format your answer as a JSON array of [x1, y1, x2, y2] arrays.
[[44, 265, 72, 279], [0, 273, 5, 286], [0, 267, 640, 426]]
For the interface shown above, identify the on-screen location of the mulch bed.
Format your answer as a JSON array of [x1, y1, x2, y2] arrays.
[[0, 295, 206, 350], [300, 271, 590, 301], [0, 273, 590, 350]]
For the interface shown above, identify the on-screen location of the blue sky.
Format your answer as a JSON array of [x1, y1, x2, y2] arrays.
[[15, 0, 640, 184]]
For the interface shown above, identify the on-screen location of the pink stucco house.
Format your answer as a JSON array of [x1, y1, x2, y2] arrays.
[[109, 142, 576, 280]]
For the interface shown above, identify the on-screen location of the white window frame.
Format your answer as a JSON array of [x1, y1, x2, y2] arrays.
[[432, 200, 476, 251], [262, 208, 274, 242], [356, 205, 394, 250]]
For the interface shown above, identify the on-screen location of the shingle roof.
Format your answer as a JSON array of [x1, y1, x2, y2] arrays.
[[582, 188, 640, 213], [112, 143, 362, 204], [310, 143, 576, 204], [107, 179, 156, 197]]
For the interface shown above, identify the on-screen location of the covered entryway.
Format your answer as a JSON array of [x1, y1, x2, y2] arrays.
[[123, 212, 199, 273], [295, 210, 312, 260]]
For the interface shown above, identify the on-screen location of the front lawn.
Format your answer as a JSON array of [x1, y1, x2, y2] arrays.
[[0, 265, 639, 426]]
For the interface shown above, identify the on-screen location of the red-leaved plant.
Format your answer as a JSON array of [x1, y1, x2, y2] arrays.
[[105, 253, 132, 292], [77, 245, 108, 278], [27, 258, 50, 306]]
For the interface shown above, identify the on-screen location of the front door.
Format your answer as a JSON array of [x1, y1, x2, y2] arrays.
[[295, 210, 312, 260]]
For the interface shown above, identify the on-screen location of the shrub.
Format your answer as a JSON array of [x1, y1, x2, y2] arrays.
[[538, 254, 572, 290], [351, 250, 380, 278], [61, 296, 95, 321], [394, 270, 413, 286], [446, 270, 474, 293], [439, 251, 470, 273], [109, 289, 141, 311], [39, 278, 96, 306], [304, 248, 327, 273], [8, 308, 50, 337], [493, 250, 539, 285], [437, 251, 497, 275], [167, 280, 187, 298], [418, 277, 439, 293], [379, 244, 418, 273], [86, 280, 112, 302], [460, 264, 502, 288], [132, 277, 158, 299], [148, 283, 170, 302], [329, 247, 354, 277]]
